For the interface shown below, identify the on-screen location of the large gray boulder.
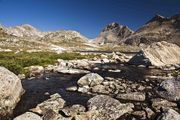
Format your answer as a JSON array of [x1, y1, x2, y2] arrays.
[[28, 66, 44, 77], [129, 41, 180, 66], [151, 98, 177, 112], [87, 95, 134, 120], [156, 77, 180, 101], [0, 67, 24, 118], [77, 73, 104, 87], [157, 109, 180, 120], [31, 93, 65, 115], [13, 112, 42, 120]]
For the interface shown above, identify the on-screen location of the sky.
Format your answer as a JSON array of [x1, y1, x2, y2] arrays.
[[0, 0, 180, 38]]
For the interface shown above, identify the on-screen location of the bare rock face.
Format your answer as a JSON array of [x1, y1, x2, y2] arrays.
[[124, 14, 180, 46], [95, 22, 134, 45], [0, 67, 24, 118], [129, 41, 180, 66], [87, 95, 134, 120]]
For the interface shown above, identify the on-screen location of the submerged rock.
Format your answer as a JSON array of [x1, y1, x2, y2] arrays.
[[0, 67, 24, 118], [56, 68, 90, 74]]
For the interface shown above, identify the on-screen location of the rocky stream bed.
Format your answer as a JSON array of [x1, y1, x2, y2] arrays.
[[11, 62, 180, 120]]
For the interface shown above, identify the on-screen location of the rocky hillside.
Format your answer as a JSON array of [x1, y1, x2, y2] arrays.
[[124, 14, 180, 46], [3, 24, 45, 38], [0, 25, 98, 52], [41, 30, 88, 48], [95, 22, 134, 45]]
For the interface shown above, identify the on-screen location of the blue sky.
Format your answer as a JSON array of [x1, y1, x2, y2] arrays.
[[0, 0, 179, 38]]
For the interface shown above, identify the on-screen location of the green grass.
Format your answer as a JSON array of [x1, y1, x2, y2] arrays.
[[0, 52, 98, 75]]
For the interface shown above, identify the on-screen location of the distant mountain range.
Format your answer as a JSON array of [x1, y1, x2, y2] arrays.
[[0, 24, 98, 52], [0, 13, 179, 52]]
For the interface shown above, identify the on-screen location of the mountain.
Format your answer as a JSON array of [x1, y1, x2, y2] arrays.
[[124, 14, 180, 46], [0, 24, 98, 52], [3, 24, 45, 38], [42, 30, 88, 44], [95, 22, 134, 45]]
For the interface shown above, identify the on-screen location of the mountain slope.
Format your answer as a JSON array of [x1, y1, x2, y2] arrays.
[[124, 14, 180, 46]]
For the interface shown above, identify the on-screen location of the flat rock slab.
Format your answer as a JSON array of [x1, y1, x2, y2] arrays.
[[56, 68, 90, 74]]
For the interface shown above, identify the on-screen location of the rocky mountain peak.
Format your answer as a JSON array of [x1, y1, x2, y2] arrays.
[[103, 22, 122, 31], [146, 14, 166, 24], [95, 22, 134, 45], [19, 24, 37, 31]]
